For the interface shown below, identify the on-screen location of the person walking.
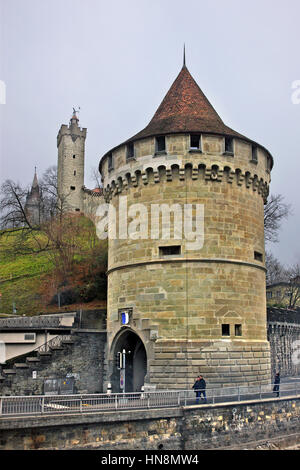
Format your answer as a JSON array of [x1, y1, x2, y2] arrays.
[[192, 375, 207, 404], [273, 372, 280, 398]]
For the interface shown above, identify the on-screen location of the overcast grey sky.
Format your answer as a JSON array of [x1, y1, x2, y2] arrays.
[[0, 0, 299, 266]]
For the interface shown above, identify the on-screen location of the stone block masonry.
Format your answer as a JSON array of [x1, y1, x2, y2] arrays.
[[1, 396, 300, 450], [0, 331, 107, 396]]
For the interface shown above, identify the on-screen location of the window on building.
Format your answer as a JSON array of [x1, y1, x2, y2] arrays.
[[70, 186, 75, 190], [159, 246, 181, 256], [155, 136, 166, 153], [74, 170, 76, 176], [254, 251, 263, 262], [222, 324, 230, 336], [126, 142, 135, 161], [24, 333, 35, 341], [251, 145, 258, 162], [224, 137, 234, 154], [73, 155, 76, 159], [190, 134, 201, 151], [267, 291, 273, 299], [108, 153, 114, 171], [235, 324, 242, 336], [75, 208, 80, 212], [276, 290, 281, 298]]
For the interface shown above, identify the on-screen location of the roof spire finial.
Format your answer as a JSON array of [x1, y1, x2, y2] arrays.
[[183, 43, 186, 68]]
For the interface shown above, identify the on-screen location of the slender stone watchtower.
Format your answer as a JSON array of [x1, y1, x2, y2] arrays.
[[25, 168, 42, 226], [57, 110, 87, 212], [99, 60, 274, 392]]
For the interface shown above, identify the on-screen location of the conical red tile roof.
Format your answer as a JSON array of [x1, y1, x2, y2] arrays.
[[100, 64, 273, 168], [130, 65, 246, 140]]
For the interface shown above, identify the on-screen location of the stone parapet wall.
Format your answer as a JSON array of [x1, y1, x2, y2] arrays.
[[1, 396, 300, 450]]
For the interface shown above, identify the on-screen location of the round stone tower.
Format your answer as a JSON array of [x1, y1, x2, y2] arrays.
[[99, 62, 273, 392]]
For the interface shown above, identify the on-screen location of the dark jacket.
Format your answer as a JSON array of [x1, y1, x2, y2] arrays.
[[193, 378, 206, 390], [274, 374, 280, 384]]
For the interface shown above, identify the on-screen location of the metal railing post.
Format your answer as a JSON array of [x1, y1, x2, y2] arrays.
[[184, 390, 187, 407], [0, 398, 2, 415], [80, 395, 83, 413], [147, 393, 150, 409], [41, 397, 44, 414], [237, 386, 240, 402], [259, 384, 262, 400], [115, 394, 118, 410]]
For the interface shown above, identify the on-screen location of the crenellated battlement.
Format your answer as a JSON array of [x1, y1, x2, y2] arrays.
[[103, 162, 269, 203]]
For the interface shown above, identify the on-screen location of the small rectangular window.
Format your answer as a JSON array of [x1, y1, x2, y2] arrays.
[[70, 186, 75, 190], [126, 142, 135, 161], [251, 145, 258, 162], [222, 324, 230, 336], [159, 246, 181, 256], [235, 324, 242, 336], [74, 170, 76, 176], [254, 251, 263, 262], [73, 155, 76, 159], [267, 291, 273, 299], [224, 137, 234, 154], [75, 208, 80, 212], [24, 333, 35, 341], [190, 134, 201, 150], [155, 136, 166, 153], [108, 153, 114, 171]]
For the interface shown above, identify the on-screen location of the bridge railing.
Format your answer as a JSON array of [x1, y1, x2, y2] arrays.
[[0, 382, 299, 417]]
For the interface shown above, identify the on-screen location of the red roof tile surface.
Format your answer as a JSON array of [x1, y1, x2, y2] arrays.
[[130, 65, 246, 141], [100, 65, 273, 168]]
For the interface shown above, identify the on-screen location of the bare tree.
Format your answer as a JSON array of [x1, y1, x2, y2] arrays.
[[0, 179, 33, 231], [90, 166, 102, 189], [265, 251, 286, 285], [284, 264, 300, 309], [264, 194, 291, 243]]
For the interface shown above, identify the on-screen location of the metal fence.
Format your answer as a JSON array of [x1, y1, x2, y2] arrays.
[[1, 382, 300, 417]]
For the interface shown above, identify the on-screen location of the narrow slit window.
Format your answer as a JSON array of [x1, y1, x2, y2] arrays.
[[235, 324, 242, 336], [251, 145, 258, 162], [222, 324, 230, 336], [74, 170, 76, 176], [126, 142, 135, 161], [155, 136, 166, 153], [224, 137, 234, 154], [190, 134, 201, 150], [159, 246, 181, 256], [70, 186, 75, 190], [73, 155, 76, 159], [108, 153, 114, 170]]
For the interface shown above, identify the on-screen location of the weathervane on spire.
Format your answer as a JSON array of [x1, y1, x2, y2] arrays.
[[183, 43, 186, 67], [72, 106, 81, 118]]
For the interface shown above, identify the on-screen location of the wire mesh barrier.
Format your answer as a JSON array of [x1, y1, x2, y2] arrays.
[[0, 382, 299, 417]]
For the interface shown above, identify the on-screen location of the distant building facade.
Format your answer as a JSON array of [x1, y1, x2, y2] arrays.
[[267, 282, 300, 308]]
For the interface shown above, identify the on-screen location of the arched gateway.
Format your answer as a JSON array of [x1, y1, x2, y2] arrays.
[[110, 329, 147, 393]]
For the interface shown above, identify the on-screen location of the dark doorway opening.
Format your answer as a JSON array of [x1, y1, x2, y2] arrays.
[[111, 330, 147, 393]]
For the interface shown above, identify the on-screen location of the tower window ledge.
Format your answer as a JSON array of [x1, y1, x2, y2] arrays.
[[250, 159, 258, 164], [223, 151, 234, 156], [108, 166, 114, 172], [154, 150, 167, 157], [189, 149, 202, 154], [126, 156, 136, 162]]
